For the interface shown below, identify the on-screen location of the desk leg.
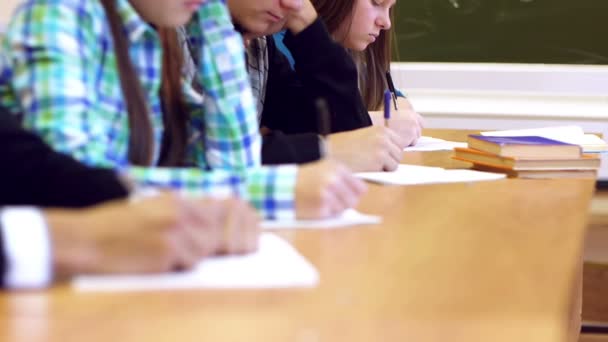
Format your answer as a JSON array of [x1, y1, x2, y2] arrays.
[[568, 258, 583, 342]]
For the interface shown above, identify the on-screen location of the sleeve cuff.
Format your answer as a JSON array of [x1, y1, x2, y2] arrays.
[[396, 89, 408, 98], [262, 132, 322, 165], [247, 165, 298, 221], [1, 208, 52, 289]]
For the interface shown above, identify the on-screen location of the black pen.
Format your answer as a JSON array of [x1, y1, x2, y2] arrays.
[[385, 71, 399, 111], [315, 98, 331, 158]]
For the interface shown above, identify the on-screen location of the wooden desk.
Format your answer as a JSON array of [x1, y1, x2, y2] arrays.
[[0, 131, 595, 342], [422, 129, 608, 327]]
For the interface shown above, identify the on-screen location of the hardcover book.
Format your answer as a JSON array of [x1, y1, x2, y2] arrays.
[[467, 135, 581, 159]]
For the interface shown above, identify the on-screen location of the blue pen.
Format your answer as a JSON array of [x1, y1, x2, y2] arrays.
[[384, 89, 391, 127]]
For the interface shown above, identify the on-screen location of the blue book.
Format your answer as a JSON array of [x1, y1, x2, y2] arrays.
[[467, 135, 582, 159]]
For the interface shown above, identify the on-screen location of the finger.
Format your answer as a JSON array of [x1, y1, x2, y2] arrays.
[[218, 208, 237, 255], [327, 175, 357, 212], [343, 171, 367, 198], [246, 213, 261, 252], [181, 222, 219, 259], [179, 199, 223, 257], [386, 125, 409, 148], [226, 200, 249, 254], [239, 203, 261, 253], [332, 162, 366, 200], [328, 166, 361, 213], [167, 229, 201, 271], [326, 189, 345, 217], [315, 184, 341, 218], [385, 133, 404, 164], [417, 114, 426, 129]]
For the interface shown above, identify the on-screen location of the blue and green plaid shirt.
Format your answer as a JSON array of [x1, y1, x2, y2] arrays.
[[0, 0, 297, 219]]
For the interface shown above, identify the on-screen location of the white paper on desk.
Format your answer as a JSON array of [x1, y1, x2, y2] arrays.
[[356, 164, 443, 185], [356, 164, 505, 185], [262, 209, 381, 230], [404, 136, 467, 152], [73, 234, 319, 291]]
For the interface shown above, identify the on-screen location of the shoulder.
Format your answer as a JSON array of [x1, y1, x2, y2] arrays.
[[6, 0, 106, 43]]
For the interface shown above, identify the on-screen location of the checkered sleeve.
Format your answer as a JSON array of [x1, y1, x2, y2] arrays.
[[128, 164, 297, 220], [176, 1, 298, 219], [3, 2, 118, 168]]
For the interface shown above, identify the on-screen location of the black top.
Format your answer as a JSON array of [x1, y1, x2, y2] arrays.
[[261, 19, 372, 165], [0, 110, 129, 208]]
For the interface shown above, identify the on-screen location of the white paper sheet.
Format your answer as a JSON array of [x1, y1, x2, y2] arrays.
[[73, 234, 319, 291], [404, 136, 467, 152], [356, 164, 505, 185], [261, 209, 381, 230]]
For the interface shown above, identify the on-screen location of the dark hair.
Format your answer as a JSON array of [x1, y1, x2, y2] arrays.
[[311, 0, 393, 111], [100, 0, 187, 166]]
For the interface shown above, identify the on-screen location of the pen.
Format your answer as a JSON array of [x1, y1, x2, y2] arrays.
[[315, 98, 331, 158], [385, 71, 399, 111], [384, 89, 391, 127]]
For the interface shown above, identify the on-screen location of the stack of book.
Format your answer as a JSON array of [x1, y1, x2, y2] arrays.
[[452, 135, 601, 179]]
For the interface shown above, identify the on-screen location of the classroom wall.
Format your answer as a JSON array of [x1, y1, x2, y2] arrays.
[[392, 61, 608, 179]]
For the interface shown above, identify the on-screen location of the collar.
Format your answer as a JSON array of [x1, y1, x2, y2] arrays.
[[115, 0, 155, 42]]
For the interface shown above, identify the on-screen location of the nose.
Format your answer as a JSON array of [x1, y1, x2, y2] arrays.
[[279, 0, 303, 12], [377, 9, 392, 30]]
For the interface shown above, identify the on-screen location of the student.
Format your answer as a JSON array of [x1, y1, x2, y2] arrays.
[[226, 0, 419, 171], [0, 111, 260, 289], [0, 0, 365, 220], [311, 0, 423, 135]]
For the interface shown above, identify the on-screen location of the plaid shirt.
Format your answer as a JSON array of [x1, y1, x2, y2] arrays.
[[0, 0, 297, 219]]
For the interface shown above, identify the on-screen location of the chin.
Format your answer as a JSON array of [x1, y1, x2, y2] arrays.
[[164, 13, 194, 27], [348, 41, 370, 52]]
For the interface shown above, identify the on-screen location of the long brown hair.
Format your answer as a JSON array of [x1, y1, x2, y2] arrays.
[[100, 0, 188, 166], [311, 0, 393, 111]]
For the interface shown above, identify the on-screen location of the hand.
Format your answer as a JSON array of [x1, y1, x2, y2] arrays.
[[45, 193, 260, 279], [370, 98, 424, 147], [283, 0, 318, 34], [295, 160, 367, 219], [326, 126, 404, 172], [211, 198, 261, 255]]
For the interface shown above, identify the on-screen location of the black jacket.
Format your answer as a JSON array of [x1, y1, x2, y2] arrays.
[[261, 19, 372, 165], [0, 110, 129, 207]]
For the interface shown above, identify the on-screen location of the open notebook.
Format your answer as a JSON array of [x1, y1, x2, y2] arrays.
[[73, 234, 319, 291]]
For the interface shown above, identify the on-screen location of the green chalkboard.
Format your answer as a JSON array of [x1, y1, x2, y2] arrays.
[[393, 0, 608, 64]]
